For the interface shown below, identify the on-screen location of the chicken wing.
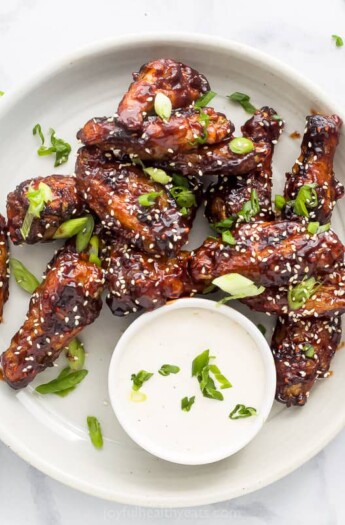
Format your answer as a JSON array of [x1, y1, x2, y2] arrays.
[[151, 139, 271, 177], [75, 147, 200, 256], [0, 214, 9, 322], [272, 316, 342, 406], [205, 107, 283, 223], [77, 108, 234, 160], [7, 175, 85, 245], [282, 114, 344, 224], [117, 58, 210, 130], [104, 240, 204, 316], [191, 221, 344, 288], [1, 245, 104, 389]]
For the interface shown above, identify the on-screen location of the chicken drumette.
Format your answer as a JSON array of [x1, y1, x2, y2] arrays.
[[7, 175, 85, 245], [205, 107, 283, 224], [281, 114, 344, 224], [75, 147, 200, 256], [272, 316, 342, 406], [77, 108, 234, 160], [104, 240, 204, 316], [0, 214, 9, 322], [116, 58, 210, 130], [1, 245, 104, 389]]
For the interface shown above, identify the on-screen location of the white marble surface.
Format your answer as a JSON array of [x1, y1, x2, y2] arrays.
[[1, 0, 345, 522]]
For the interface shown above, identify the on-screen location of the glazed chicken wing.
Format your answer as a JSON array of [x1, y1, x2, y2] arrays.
[[243, 267, 345, 318], [282, 114, 344, 224], [0, 214, 9, 322], [104, 241, 204, 316], [272, 316, 342, 406], [152, 139, 271, 177], [205, 107, 283, 223], [7, 175, 85, 245], [75, 147, 200, 256], [77, 108, 234, 160], [117, 58, 210, 130], [1, 245, 103, 389], [191, 221, 344, 288]]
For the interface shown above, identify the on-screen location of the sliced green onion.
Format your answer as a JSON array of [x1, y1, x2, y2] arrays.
[[158, 364, 180, 376], [194, 90, 217, 108], [138, 191, 162, 207], [33, 125, 71, 167], [302, 343, 315, 358], [65, 338, 85, 370], [237, 189, 260, 222], [9, 258, 40, 294], [53, 217, 88, 239], [0, 91, 4, 96], [76, 215, 94, 252], [88, 235, 101, 267], [229, 404, 257, 419], [211, 217, 235, 233], [35, 369, 88, 394], [272, 114, 283, 121], [307, 221, 331, 235], [181, 396, 195, 412], [287, 277, 320, 310], [172, 173, 189, 188], [154, 92, 172, 121], [191, 349, 231, 401], [293, 183, 318, 217], [222, 230, 236, 246], [21, 182, 53, 240], [144, 167, 172, 185], [228, 92, 256, 114], [229, 137, 254, 154], [207, 364, 232, 389], [169, 186, 196, 209], [274, 194, 286, 211], [332, 34, 343, 47], [53, 367, 77, 397], [87, 416, 103, 449], [131, 370, 154, 391], [192, 349, 210, 377], [213, 273, 265, 301]]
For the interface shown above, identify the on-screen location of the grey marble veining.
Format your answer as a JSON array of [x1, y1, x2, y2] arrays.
[[1, 0, 345, 523]]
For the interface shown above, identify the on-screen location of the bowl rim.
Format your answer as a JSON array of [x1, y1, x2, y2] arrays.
[[108, 297, 276, 466], [0, 32, 344, 506]]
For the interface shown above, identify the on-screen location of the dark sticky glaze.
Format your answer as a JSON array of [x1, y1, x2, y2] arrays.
[[271, 316, 342, 406], [7, 175, 85, 245], [75, 147, 200, 256], [151, 139, 271, 177], [282, 114, 344, 224], [243, 267, 345, 319], [1, 245, 104, 389], [104, 240, 204, 317], [77, 108, 234, 160], [205, 107, 283, 223], [190, 221, 344, 288], [117, 58, 210, 130], [0, 214, 9, 322]]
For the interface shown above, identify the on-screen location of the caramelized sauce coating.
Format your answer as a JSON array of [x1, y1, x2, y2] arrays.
[[7, 175, 85, 245], [117, 58, 210, 130], [1, 245, 104, 389], [0, 214, 9, 322]]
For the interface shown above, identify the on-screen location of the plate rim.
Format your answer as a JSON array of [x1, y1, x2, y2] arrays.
[[0, 32, 344, 507]]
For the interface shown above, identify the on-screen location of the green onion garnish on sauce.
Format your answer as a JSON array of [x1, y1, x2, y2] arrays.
[[194, 90, 217, 109], [158, 364, 180, 376], [229, 137, 254, 155], [332, 34, 344, 47], [229, 404, 257, 419], [213, 273, 265, 302], [192, 349, 232, 401], [20, 182, 53, 240], [181, 396, 195, 412], [131, 370, 154, 391], [138, 192, 162, 207], [287, 277, 320, 310], [237, 189, 260, 222], [154, 92, 172, 121]]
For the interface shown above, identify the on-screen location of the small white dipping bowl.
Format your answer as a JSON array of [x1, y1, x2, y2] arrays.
[[108, 298, 276, 465]]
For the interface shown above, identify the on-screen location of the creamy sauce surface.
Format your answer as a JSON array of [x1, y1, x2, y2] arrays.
[[113, 307, 267, 461]]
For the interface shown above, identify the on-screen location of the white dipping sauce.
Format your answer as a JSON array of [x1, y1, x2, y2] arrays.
[[111, 305, 273, 464]]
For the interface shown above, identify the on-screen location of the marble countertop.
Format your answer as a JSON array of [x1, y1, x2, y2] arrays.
[[1, 0, 345, 523]]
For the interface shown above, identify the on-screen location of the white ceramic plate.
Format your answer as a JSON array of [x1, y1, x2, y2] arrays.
[[0, 34, 344, 507]]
